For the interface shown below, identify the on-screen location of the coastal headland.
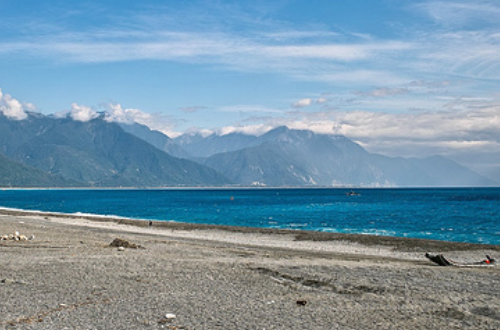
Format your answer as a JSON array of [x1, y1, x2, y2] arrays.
[[1, 209, 499, 329]]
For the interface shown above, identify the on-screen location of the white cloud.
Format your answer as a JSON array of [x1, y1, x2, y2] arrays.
[[0, 89, 28, 120], [292, 98, 313, 108], [219, 124, 275, 136], [218, 104, 283, 113], [69, 103, 98, 122], [353, 87, 409, 97], [220, 97, 500, 164], [104, 103, 180, 137], [104, 103, 149, 124]]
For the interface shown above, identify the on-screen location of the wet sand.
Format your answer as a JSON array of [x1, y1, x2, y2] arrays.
[[1, 209, 500, 329]]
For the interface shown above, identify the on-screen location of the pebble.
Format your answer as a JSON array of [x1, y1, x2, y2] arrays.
[[1, 278, 16, 285], [0, 231, 33, 241], [1, 278, 26, 285]]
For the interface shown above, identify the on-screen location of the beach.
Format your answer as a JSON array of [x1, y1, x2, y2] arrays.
[[1, 210, 500, 329]]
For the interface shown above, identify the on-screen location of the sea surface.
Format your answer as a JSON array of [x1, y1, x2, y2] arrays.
[[0, 188, 499, 245]]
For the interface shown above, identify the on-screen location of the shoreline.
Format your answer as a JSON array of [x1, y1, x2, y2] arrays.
[[1, 210, 500, 329], [1, 208, 499, 256]]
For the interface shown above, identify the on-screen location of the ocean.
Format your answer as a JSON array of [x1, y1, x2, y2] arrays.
[[0, 188, 499, 245]]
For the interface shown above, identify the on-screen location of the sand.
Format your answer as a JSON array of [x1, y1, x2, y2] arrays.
[[1, 210, 500, 329]]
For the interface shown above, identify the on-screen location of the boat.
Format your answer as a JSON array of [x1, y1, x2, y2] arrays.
[[425, 253, 496, 267], [346, 190, 360, 196]]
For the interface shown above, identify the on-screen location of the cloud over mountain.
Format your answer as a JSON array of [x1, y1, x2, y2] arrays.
[[69, 103, 99, 122], [0, 89, 28, 120]]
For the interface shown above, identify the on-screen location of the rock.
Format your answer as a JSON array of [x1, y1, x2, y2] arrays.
[[1, 278, 26, 285], [109, 238, 142, 249], [117, 246, 126, 251], [1, 278, 16, 284], [1, 232, 35, 242], [158, 313, 176, 324]]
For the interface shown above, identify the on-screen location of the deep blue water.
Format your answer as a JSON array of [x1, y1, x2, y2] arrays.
[[0, 188, 499, 245]]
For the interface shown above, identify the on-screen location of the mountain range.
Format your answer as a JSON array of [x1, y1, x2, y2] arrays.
[[0, 113, 496, 187], [0, 113, 228, 187], [171, 126, 495, 187]]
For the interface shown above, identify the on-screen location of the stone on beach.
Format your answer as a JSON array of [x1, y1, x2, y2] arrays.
[[109, 238, 142, 249], [0, 231, 33, 241]]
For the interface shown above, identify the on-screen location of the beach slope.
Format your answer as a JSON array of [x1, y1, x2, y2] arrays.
[[1, 211, 499, 329]]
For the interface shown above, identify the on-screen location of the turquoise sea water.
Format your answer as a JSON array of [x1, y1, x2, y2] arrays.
[[0, 188, 499, 245]]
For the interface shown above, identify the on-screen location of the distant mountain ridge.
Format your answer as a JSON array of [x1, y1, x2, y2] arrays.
[[170, 126, 496, 187], [0, 113, 230, 187], [0, 115, 496, 188]]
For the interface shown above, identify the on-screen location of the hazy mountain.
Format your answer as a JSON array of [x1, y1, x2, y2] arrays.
[[407, 156, 495, 187], [2, 113, 494, 188], [119, 122, 190, 158], [204, 142, 313, 186], [173, 131, 258, 158], [178, 126, 496, 187], [0, 113, 230, 187], [0, 152, 79, 187]]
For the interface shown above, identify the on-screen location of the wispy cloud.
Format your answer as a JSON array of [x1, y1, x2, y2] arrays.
[[352, 87, 409, 98], [413, 31, 500, 80], [218, 104, 284, 114], [414, 1, 500, 27], [179, 106, 208, 114], [0, 31, 414, 71], [2, 1, 500, 87]]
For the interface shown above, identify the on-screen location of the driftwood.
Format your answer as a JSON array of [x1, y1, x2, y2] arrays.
[[425, 253, 495, 267]]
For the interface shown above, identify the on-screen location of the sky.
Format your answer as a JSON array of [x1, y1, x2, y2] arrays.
[[0, 0, 500, 182]]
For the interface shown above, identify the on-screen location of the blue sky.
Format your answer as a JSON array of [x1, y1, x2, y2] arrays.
[[1, 0, 500, 181]]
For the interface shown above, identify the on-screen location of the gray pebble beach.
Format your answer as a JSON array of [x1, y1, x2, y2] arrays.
[[1, 210, 500, 329]]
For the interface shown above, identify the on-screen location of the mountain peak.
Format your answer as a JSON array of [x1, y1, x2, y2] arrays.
[[268, 126, 290, 134]]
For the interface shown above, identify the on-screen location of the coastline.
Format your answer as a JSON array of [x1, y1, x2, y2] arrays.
[[1, 209, 500, 329], [2, 207, 499, 254]]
